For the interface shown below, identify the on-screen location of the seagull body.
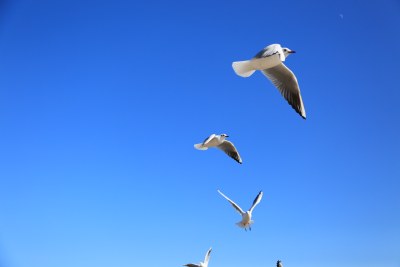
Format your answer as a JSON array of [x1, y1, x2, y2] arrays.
[[217, 190, 263, 231], [232, 43, 306, 119], [183, 247, 212, 267], [194, 134, 242, 164]]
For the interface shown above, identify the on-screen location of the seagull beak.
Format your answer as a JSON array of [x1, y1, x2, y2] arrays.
[[290, 50, 296, 53]]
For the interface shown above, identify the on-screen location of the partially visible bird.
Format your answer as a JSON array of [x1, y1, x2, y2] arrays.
[[183, 247, 212, 267], [232, 43, 306, 119], [217, 190, 263, 231], [194, 134, 242, 164], [277, 260, 283, 267]]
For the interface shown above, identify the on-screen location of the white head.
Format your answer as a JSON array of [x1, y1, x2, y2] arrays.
[[220, 133, 229, 139], [282, 47, 296, 58]]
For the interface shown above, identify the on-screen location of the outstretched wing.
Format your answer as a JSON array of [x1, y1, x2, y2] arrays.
[[216, 140, 242, 164], [203, 247, 212, 266], [217, 190, 245, 215], [183, 264, 200, 267], [262, 63, 306, 119], [249, 191, 263, 213]]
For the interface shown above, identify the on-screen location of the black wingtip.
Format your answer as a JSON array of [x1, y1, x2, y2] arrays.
[[234, 158, 243, 164], [296, 109, 306, 120], [286, 99, 306, 120]]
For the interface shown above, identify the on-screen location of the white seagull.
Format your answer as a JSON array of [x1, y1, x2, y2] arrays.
[[194, 134, 242, 164], [183, 247, 212, 267], [217, 189, 263, 231], [277, 260, 283, 267], [232, 43, 306, 119]]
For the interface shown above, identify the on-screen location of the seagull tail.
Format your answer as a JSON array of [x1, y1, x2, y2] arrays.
[[232, 60, 256, 77], [236, 221, 246, 228], [194, 143, 208, 150]]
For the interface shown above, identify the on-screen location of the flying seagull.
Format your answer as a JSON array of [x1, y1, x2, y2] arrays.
[[183, 247, 212, 267], [217, 190, 263, 231], [194, 134, 242, 164], [232, 43, 306, 119], [277, 260, 283, 267]]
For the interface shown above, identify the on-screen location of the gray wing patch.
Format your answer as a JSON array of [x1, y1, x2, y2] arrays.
[[217, 140, 242, 164], [262, 64, 306, 119]]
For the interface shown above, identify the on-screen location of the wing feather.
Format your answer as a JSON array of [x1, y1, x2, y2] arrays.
[[218, 190, 245, 215], [254, 44, 282, 59], [249, 191, 263, 213], [262, 63, 306, 119], [203, 247, 212, 266], [202, 134, 216, 145], [216, 140, 242, 164]]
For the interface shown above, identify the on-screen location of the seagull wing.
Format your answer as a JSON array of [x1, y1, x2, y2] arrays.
[[218, 190, 245, 215], [254, 44, 281, 58], [262, 63, 306, 119], [202, 134, 216, 146], [203, 247, 212, 266], [183, 264, 200, 267], [254, 44, 285, 62], [249, 191, 263, 213], [216, 140, 242, 164]]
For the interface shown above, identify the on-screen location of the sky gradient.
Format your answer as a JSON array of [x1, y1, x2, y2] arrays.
[[0, 1, 399, 267]]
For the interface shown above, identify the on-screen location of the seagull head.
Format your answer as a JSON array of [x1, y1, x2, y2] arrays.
[[220, 133, 229, 138], [282, 47, 296, 58], [277, 260, 283, 267]]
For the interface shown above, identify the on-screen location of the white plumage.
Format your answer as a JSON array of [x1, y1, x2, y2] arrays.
[[194, 134, 242, 164], [218, 190, 263, 231], [232, 43, 306, 119], [183, 247, 212, 267]]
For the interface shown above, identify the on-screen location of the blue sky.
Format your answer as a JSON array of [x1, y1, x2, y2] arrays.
[[0, 0, 399, 267]]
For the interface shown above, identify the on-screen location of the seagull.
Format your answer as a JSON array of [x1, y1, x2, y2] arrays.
[[217, 189, 263, 231], [232, 43, 306, 119], [194, 134, 242, 164], [277, 260, 283, 267], [183, 247, 212, 267]]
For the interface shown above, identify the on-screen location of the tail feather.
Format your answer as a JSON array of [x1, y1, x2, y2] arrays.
[[194, 144, 208, 150], [236, 220, 254, 228], [232, 60, 256, 77], [236, 221, 245, 228]]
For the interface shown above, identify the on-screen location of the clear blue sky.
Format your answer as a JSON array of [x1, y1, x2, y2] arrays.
[[0, 0, 399, 267]]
